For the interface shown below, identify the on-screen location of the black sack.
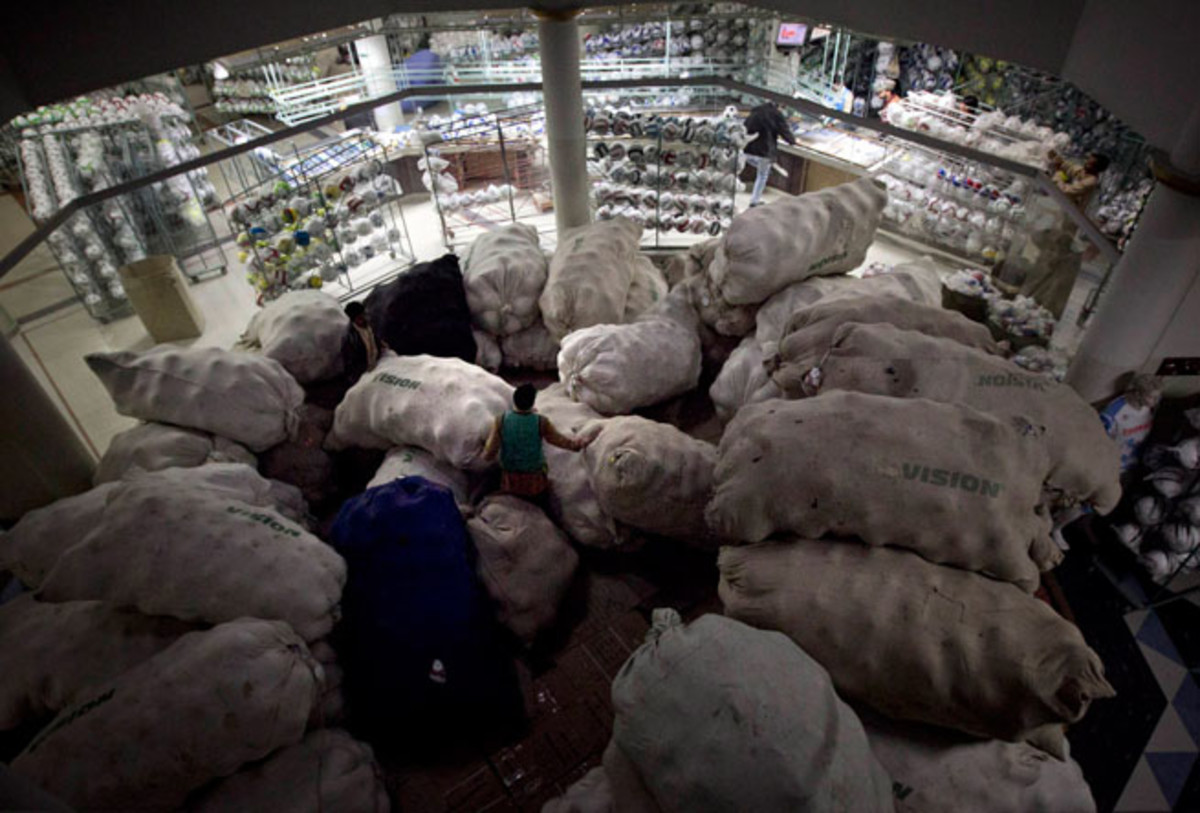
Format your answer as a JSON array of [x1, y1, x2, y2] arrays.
[[364, 253, 477, 362]]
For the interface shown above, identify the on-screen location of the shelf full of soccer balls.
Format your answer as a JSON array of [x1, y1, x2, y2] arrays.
[[229, 159, 405, 302], [586, 108, 750, 238]]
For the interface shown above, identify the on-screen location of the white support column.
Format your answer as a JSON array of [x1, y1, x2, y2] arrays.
[[355, 33, 405, 133], [1067, 107, 1200, 401], [0, 333, 94, 522], [536, 8, 592, 233]]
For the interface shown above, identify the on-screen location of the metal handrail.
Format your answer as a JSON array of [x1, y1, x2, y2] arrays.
[[0, 75, 1122, 280]]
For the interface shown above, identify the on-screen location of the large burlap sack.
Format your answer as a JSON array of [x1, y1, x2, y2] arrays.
[[708, 393, 1053, 590], [623, 255, 669, 322], [461, 222, 548, 336], [38, 475, 345, 640], [143, 462, 310, 525], [708, 336, 781, 423], [363, 254, 477, 362], [608, 609, 893, 813], [815, 322, 1122, 512], [663, 237, 719, 288], [541, 767, 613, 813], [11, 619, 320, 810], [86, 346, 304, 451], [367, 446, 470, 505], [709, 177, 887, 306], [258, 404, 336, 506], [680, 271, 758, 338], [95, 423, 255, 485], [467, 494, 579, 643], [755, 259, 943, 349], [239, 290, 348, 383], [770, 295, 1000, 393], [536, 384, 624, 550], [473, 329, 503, 372], [860, 710, 1097, 812], [188, 729, 390, 813], [541, 217, 642, 340], [719, 540, 1114, 756], [326, 354, 512, 470], [585, 417, 716, 544], [0, 595, 194, 730], [559, 289, 702, 415], [500, 322, 560, 371]]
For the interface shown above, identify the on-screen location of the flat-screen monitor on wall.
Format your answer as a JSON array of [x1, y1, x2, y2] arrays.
[[776, 23, 808, 47]]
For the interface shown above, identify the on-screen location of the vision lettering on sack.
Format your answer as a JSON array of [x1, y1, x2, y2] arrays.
[[806, 251, 849, 273], [226, 505, 302, 537], [374, 372, 422, 391], [974, 372, 1049, 392], [24, 688, 116, 755], [901, 462, 1003, 498]]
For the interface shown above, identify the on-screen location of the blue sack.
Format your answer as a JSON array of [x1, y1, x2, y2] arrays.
[[329, 476, 523, 743]]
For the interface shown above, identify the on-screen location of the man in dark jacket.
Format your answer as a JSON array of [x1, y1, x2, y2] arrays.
[[743, 102, 796, 207]]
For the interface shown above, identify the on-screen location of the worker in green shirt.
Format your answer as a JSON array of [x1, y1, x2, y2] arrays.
[[483, 384, 595, 504]]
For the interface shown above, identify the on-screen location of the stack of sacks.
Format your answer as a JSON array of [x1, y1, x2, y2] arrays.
[[697, 177, 888, 334], [807, 322, 1122, 513], [584, 416, 717, 545], [709, 258, 942, 422], [0, 595, 195, 730], [558, 286, 702, 415], [663, 236, 719, 288], [367, 446, 471, 506], [461, 223, 548, 337], [86, 346, 305, 452], [767, 294, 1000, 393], [859, 710, 1097, 812], [9, 619, 322, 810], [466, 494, 579, 644], [540, 217, 643, 340], [326, 354, 512, 471], [0, 464, 309, 589], [534, 384, 627, 550], [34, 466, 345, 641], [238, 290, 348, 384], [707, 393, 1059, 587], [718, 540, 1113, 758], [258, 404, 337, 506], [188, 729, 390, 813], [94, 423, 256, 485], [364, 254, 477, 363], [500, 323, 560, 371], [604, 609, 893, 812]]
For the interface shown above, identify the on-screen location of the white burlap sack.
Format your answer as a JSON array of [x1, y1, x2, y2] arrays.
[[188, 729, 390, 813], [680, 271, 758, 338], [86, 346, 304, 451], [719, 540, 1115, 756], [500, 322, 560, 371], [708, 393, 1053, 591], [860, 710, 1097, 813], [663, 237, 719, 288], [623, 255, 669, 322], [755, 259, 943, 349], [558, 289, 702, 415], [325, 354, 512, 470], [367, 446, 471, 505], [709, 177, 887, 306], [239, 290, 348, 383], [473, 329, 503, 372], [0, 595, 193, 730], [467, 495, 579, 643], [94, 423, 256, 485], [144, 462, 310, 525], [11, 619, 320, 810], [816, 322, 1122, 513], [541, 767, 613, 813], [771, 295, 1000, 393], [541, 217, 642, 340], [536, 384, 624, 550], [708, 336, 781, 424], [608, 609, 893, 812], [585, 417, 716, 544], [461, 222, 548, 336], [38, 475, 345, 640]]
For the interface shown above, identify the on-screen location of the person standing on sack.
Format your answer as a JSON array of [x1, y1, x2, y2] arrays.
[[483, 384, 596, 506], [341, 301, 382, 386], [743, 102, 796, 208]]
